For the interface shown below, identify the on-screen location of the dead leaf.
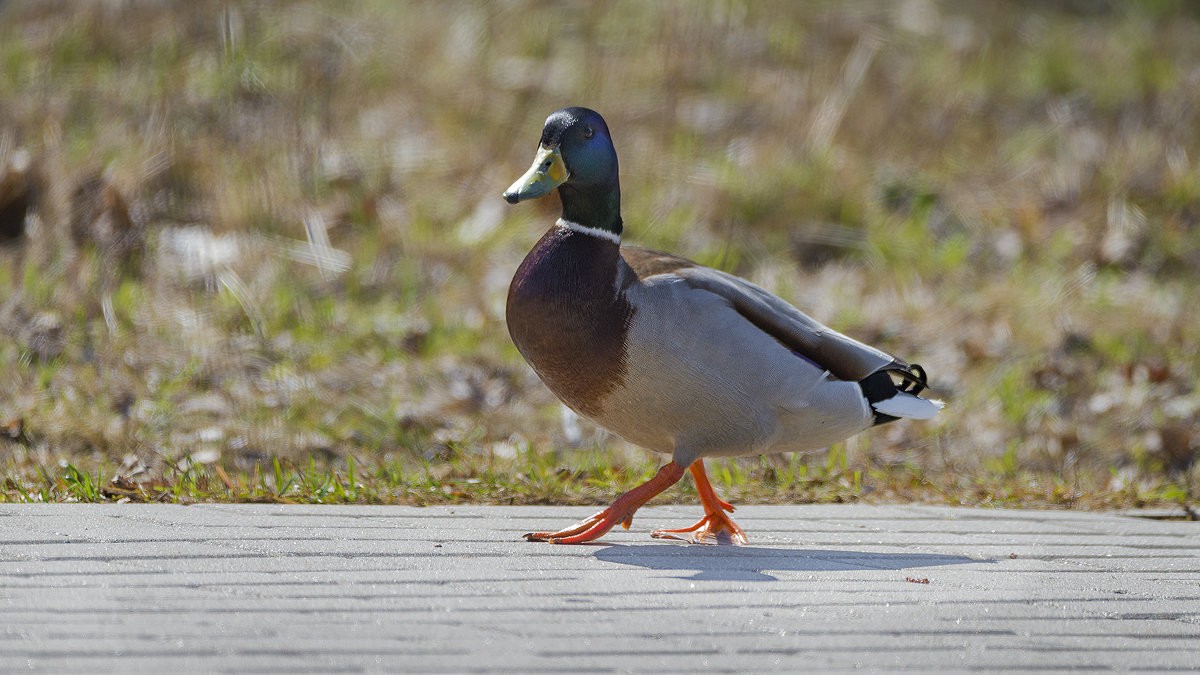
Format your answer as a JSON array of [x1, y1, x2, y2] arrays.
[[1, 417, 25, 443]]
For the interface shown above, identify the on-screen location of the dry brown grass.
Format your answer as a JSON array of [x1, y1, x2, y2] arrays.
[[0, 1, 1197, 509]]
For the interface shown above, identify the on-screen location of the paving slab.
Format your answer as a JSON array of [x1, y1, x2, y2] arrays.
[[1, 503, 1198, 672]]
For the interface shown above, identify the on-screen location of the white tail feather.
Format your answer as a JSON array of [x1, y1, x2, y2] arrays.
[[872, 392, 944, 420]]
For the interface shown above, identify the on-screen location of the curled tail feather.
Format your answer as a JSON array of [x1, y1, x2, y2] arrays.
[[859, 363, 944, 425]]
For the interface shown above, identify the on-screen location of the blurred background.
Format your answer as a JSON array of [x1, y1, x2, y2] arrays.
[[0, 0, 1197, 509]]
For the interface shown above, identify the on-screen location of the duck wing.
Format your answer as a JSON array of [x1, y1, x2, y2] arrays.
[[621, 246, 916, 384]]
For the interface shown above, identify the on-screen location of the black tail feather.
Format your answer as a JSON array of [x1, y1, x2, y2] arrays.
[[860, 363, 931, 426]]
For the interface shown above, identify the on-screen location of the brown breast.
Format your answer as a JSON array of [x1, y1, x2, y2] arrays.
[[506, 226, 634, 417]]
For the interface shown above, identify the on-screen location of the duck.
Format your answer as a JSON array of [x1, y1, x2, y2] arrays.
[[502, 106, 943, 545]]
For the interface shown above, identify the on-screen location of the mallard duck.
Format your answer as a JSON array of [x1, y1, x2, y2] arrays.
[[503, 107, 942, 544]]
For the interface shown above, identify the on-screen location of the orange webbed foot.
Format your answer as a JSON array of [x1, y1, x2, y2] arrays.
[[651, 510, 747, 545], [523, 509, 622, 544], [650, 460, 748, 545], [522, 461, 687, 544]]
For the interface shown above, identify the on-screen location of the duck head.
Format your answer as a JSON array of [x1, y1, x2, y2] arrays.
[[503, 107, 622, 236]]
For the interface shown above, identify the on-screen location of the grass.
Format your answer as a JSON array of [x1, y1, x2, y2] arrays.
[[0, 1, 1198, 512], [9, 447, 1190, 513]]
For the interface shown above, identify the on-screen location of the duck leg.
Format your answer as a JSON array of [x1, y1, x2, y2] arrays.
[[651, 460, 747, 545], [523, 461, 687, 544]]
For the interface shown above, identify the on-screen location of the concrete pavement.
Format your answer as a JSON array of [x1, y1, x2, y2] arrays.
[[1, 503, 1198, 672]]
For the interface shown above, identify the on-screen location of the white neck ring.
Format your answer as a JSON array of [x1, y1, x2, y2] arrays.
[[557, 218, 621, 245]]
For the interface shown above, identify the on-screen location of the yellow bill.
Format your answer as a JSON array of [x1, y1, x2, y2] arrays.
[[503, 146, 569, 203]]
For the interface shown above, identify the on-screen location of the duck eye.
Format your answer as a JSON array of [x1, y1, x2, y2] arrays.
[[583, 126, 594, 140]]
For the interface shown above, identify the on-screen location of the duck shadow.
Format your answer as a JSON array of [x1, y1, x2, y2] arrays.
[[593, 544, 990, 581]]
